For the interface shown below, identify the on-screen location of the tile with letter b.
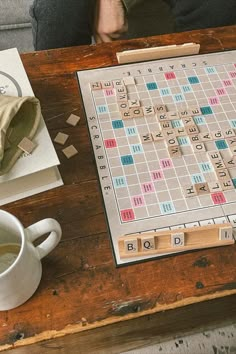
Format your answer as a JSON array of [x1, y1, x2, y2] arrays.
[[124, 239, 138, 253]]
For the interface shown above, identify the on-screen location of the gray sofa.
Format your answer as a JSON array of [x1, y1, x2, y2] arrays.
[[0, 0, 34, 52]]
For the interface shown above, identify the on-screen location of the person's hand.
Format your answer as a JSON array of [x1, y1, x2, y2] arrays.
[[94, 0, 128, 43]]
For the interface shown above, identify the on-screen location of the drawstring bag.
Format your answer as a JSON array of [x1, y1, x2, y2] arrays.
[[0, 95, 41, 175]]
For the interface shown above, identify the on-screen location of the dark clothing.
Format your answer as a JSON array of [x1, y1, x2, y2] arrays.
[[167, 0, 236, 32], [29, 0, 95, 50], [30, 0, 236, 51]]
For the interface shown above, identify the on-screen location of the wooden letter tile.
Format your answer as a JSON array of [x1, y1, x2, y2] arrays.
[[151, 130, 164, 141], [208, 181, 222, 192], [199, 132, 212, 141], [171, 232, 185, 247], [226, 137, 236, 147], [219, 226, 233, 240], [130, 107, 144, 118], [66, 114, 80, 126], [90, 82, 102, 90], [168, 145, 182, 158], [62, 145, 78, 159], [223, 128, 235, 138], [54, 132, 69, 145], [215, 168, 231, 180], [166, 111, 179, 120], [101, 81, 113, 89], [143, 105, 155, 116], [18, 137, 36, 154], [182, 117, 194, 126], [186, 125, 199, 135], [212, 130, 224, 139], [192, 142, 206, 153], [183, 185, 197, 198], [140, 236, 155, 252], [140, 133, 153, 143], [118, 101, 129, 111], [123, 76, 136, 86], [219, 179, 235, 191], [155, 104, 167, 113], [160, 121, 171, 130], [195, 182, 210, 195], [128, 99, 140, 108], [124, 238, 138, 253]]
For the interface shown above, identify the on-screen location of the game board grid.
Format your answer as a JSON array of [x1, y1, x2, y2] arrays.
[[89, 54, 236, 225]]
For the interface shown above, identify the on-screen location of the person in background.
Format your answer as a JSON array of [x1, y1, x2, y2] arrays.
[[94, 0, 236, 42], [30, 0, 236, 50]]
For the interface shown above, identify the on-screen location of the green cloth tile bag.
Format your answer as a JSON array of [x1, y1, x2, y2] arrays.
[[0, 95, 41, 175]]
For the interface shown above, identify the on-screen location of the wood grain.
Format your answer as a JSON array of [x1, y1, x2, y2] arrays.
[[1, 25, 236, 353]]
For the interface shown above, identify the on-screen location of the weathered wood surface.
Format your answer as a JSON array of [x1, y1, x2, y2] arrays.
[[1, 25, 236, 353]]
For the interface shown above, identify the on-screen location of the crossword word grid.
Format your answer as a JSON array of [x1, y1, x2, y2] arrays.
[[77, 51, 236, 265]]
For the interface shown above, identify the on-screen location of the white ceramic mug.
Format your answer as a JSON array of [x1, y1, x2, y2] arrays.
[[0, 210, 62, 311]]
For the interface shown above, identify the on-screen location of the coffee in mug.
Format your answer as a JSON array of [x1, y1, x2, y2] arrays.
[[0, 243, 21, 274]]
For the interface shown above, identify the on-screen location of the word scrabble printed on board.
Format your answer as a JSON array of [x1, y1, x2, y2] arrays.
[[77, 50, 236, 265]]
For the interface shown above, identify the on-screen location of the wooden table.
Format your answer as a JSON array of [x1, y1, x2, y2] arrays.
[[1, 25, 236, 354]]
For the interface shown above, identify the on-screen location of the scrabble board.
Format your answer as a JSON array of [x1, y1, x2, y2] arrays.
[[77, 50, 236, 265]]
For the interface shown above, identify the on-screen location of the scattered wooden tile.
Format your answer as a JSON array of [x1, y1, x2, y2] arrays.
[[66, 114, 80, 127], [18, 137, 36, 154], [62, 145, 78, 159], [54, 132, 69, 145]]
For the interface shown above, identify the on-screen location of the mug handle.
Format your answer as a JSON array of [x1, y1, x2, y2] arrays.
[[26, 218, 62, 260]]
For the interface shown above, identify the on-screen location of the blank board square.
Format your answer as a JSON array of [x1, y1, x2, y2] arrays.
[[18, 137, 36, 154], [66, 114, 80, 126], [54, 132, 69, 145], [62, 145, 78, 159]]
